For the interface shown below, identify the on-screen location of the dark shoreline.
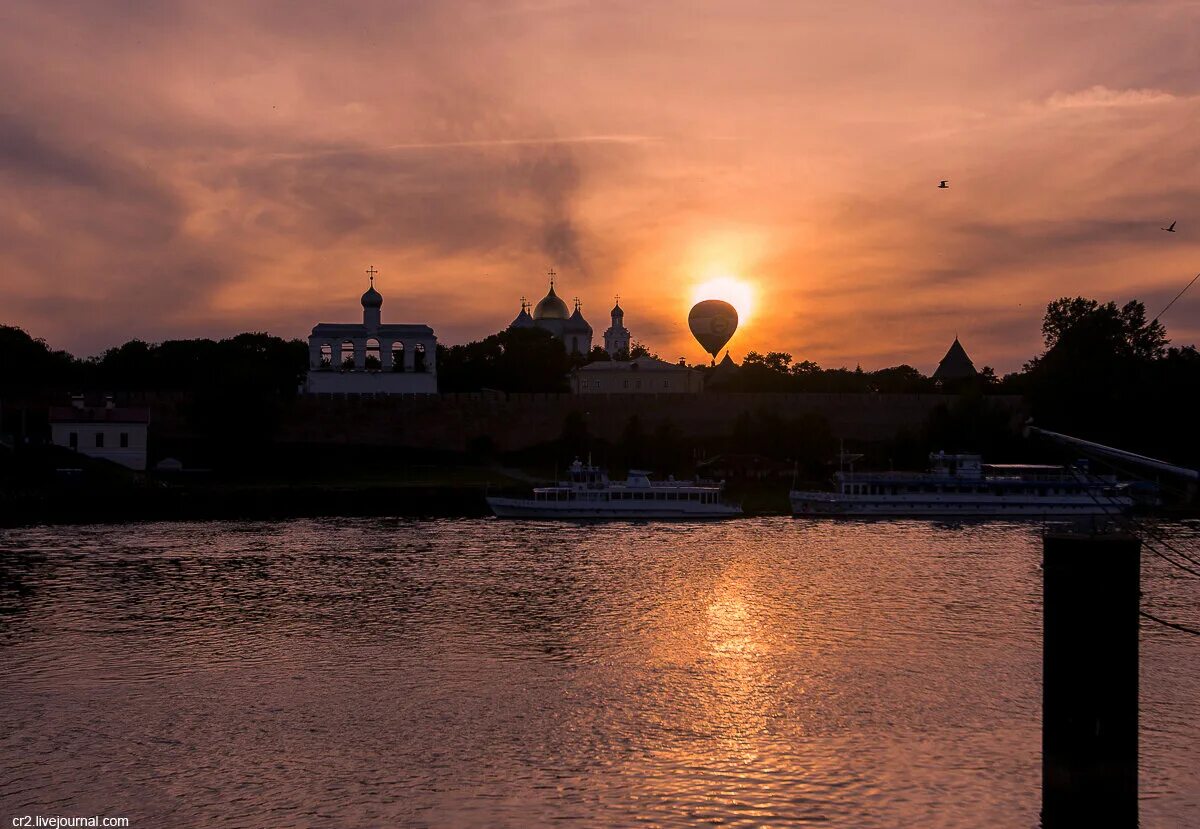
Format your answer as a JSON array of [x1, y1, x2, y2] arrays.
[[3, 485, 1192, 529], [0, 484, 502, 528]]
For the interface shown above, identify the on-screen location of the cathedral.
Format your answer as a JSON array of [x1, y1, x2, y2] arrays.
[[509, 271, 632, 358]]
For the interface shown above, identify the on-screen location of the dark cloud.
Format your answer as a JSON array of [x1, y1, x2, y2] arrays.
[[519, 149, 587, 274], [0, 113, 180, 217], [0, 115, 113, 189], [219, 138, 601, 274]]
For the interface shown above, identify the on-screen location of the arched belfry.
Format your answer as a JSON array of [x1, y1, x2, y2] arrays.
[[305, 266, 438, 394]]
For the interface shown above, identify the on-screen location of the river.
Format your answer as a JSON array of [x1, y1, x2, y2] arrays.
[[2, 518, 1198, 827]]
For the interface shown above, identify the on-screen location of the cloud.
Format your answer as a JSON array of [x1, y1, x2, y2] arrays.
[[1, 0, 1199, 370], [203, 136, 621, 273], [1045, 85, 1177, 110]]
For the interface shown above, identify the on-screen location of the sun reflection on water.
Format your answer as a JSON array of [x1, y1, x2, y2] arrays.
[[3, 519, 1196, 827]]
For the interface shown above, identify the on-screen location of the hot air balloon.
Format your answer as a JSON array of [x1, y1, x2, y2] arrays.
[[688, 299, 738, 361]]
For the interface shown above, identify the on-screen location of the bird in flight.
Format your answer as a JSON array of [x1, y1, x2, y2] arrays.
[[938, 180, 949, 189], [1161, 220, 1176, 232]]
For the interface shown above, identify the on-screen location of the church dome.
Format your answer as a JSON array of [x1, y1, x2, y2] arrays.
[[361, 285, 383, 309], [565, 303, 592, 333], [510, 306, 535, 329], [533, 284, 569, 320]]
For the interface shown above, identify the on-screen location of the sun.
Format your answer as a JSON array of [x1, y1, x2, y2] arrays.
[[690, 275, 755, 324]]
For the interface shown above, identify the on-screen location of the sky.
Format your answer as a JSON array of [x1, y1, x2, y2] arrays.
[[2, 0, 1199, 373]]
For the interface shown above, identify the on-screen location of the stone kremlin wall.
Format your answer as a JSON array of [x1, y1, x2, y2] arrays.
[[276, 392, 1025, 451]]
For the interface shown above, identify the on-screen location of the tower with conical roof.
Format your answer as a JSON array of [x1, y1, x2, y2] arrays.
[[603, 296, 631, 357], [707, 351, 741, 388], [932, 336, 978, 382], [562, 298, 594, 355]]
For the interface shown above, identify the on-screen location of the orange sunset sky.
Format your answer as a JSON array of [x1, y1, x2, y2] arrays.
[[2, 1, 1199, 372]]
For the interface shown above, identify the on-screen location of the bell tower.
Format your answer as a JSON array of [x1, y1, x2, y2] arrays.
[[604, 295, 631, 357]]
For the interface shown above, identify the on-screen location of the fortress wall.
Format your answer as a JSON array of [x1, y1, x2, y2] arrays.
[[276, 392, 1026, 451]]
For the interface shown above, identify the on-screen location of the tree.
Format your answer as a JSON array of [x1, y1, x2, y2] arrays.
[[869, 365, 934, 393], [736, 351, 797, 391], [1038, 297, 1166, 363], [629, 340, 658, 360], [0, 326, 82, 392], [95, 339, 157, 387], [437, 327, 571, 393], [1023, 296, 1177, 446], [762, 352, 794, 373]]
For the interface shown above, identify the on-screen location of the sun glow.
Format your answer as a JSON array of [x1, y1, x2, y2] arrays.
[[691, 275, 755, 325]]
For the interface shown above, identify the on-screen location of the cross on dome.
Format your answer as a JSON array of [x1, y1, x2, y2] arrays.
[[360, 265, 383, 311]]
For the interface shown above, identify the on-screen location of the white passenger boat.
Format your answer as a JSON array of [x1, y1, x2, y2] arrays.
[[790, 452, 1134, 517], [488, 459, 742, 519]]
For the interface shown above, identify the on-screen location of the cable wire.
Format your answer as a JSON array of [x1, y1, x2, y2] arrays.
[[1140, 609, 1200, 637], [1029, 447, 1200, 637], [1153, 271, 1200, 322], [1053, 446, 1200, 575]]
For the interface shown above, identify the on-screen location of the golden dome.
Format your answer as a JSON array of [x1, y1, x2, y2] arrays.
[[533, 283, 569, 320]]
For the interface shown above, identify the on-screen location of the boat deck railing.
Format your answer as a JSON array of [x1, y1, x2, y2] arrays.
[[839, 469, 1114, 484]]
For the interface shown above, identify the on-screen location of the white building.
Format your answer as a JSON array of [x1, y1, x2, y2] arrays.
[[571, 356, 704, 394], [50, 398, 150, 470], [306, 269, 438, 394], [509, 270, 593, 355], [602, 298, 631, 357]]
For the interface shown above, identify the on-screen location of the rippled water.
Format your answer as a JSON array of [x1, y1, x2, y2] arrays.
[[2, 518, 1198, 828]]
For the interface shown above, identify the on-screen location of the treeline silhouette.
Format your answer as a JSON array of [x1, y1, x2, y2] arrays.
[[436, 328, 574, 393], [435, 328, 656, 393], [1008, 298, 1199, 464], [3, 297, 1198, 463], [711, 353, 997, 393], [0, 330, 309, 460], [0, 328, 307, 396]]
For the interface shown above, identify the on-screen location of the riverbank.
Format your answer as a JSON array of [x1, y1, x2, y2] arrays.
[[0, 483, 500, 527], [1, 457, 822, 527], [0, 479, 804, 527]]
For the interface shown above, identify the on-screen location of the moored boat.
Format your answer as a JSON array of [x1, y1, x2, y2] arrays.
[[790, 451, 1136, 518], [488, 459, 742, 519]]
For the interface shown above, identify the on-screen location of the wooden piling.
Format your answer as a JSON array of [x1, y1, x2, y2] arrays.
[[1041, 532, 1140, 827]]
